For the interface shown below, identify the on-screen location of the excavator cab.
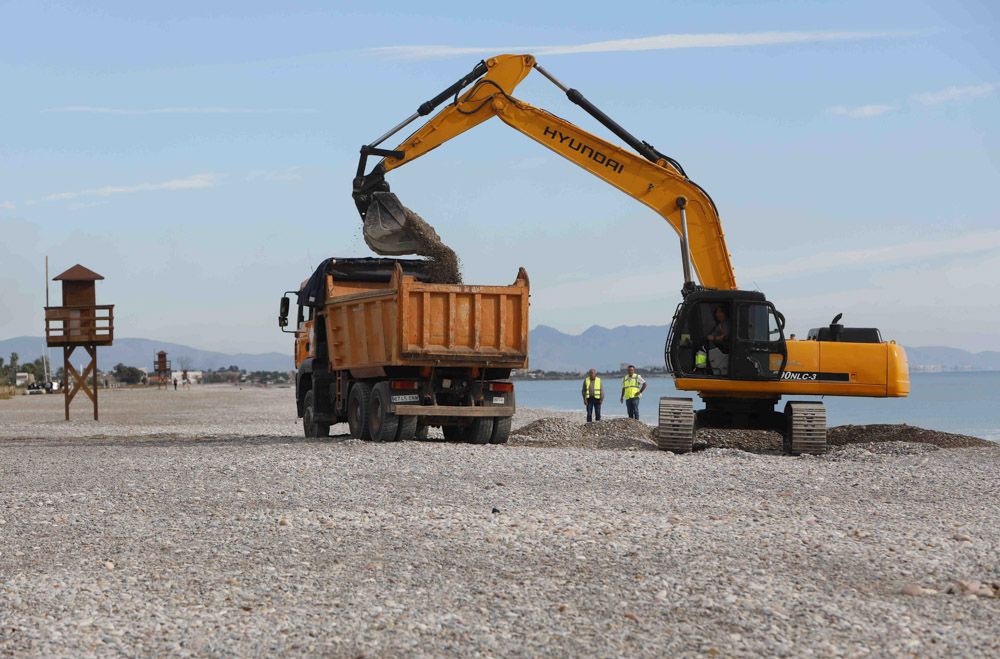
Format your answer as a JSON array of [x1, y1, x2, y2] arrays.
[[666, 289, 787, 381]]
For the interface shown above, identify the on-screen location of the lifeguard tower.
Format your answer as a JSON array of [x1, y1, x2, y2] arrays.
[[153, 351, 171, 389], [44, 264, 114, 420]]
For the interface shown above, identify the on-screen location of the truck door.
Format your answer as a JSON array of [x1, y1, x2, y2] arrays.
[[731, 302, 786, 380]]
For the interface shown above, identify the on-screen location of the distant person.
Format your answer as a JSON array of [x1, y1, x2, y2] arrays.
[[620, 365, 647, 420], [173, 378, 178, 391], [789, 333, 797, 340], [706, 305, 730, 375], [581, 369, 604, 422]]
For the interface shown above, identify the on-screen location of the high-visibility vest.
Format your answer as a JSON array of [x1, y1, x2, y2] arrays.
[[622, 374, 642, 399], [695, 349, 708, 369], [583, 376, 602, 398]]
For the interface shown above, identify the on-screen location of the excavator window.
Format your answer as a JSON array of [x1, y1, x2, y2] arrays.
[[733, 303, 785, 379], [668, 294, 787, 381]]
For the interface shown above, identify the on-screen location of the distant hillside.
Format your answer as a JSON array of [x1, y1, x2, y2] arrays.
[[2, 332, 996, 375], [904, 346, 1000, 371], [530, 324, 668, 372], [526, 325, 1000, 373], [0, 337, 291, 372]]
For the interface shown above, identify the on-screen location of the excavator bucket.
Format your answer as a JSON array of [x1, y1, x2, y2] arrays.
[[363, 192, 420, 255]]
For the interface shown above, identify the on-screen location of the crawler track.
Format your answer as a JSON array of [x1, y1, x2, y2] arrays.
[[657, 397, 695, 453], [784, 401, 827, 455]]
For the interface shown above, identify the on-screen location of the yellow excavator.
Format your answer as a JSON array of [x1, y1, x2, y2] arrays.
[[352, 54, 910, 454]]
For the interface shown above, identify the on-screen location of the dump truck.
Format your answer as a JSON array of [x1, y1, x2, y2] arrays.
[[279, 258, 529, 443]]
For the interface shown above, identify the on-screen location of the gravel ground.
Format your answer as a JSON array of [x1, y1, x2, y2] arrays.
[[1, 386, 998, 656]]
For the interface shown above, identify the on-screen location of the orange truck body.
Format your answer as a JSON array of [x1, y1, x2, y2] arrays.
[[285, 259, 529, 443], [318, 265, 529, 373]]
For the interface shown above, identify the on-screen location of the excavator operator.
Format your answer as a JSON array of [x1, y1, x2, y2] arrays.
[[706, 305, 730, 375]]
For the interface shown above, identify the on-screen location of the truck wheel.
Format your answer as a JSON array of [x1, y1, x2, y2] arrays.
[[467, 417, 494, 445], [396, 415, 418, 441], [415, 423, 429, 441], [490, 417, 512, 444], [368, 382, 400, 442], [348, 383, 372, 440], [302, 390, 329, 438]]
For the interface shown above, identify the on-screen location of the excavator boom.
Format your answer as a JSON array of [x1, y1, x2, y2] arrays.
[[353, 54, 738, 291]]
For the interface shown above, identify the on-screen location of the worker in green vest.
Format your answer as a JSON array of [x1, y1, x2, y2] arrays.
[[620, 364, 647, 420], [581, 368, 604, 422]]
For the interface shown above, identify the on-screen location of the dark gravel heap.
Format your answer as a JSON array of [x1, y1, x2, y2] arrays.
[[828, 424, 994, 449], [694, 428, 784, 453], [515, 417, 995, 455], [511, 417, 655, 451]]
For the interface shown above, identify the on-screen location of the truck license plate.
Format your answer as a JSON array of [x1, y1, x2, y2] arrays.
[[391, 394, 420, 403], [492, 396, 505, 405]]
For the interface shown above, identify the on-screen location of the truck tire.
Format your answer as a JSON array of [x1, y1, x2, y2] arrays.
[[415, 423, 429, 441], [348, 382, 372, 440], [396, 415, 418, 442], [302, 390, 329, 438], [490, 417, 512, 444], [467, 417, 494, 445], [368, 382, 400, 442]]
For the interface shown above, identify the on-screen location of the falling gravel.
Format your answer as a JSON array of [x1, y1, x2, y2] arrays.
[[393, 205, 462, 284], [1, 387, 998, 656], [363, 196, 462, 284]]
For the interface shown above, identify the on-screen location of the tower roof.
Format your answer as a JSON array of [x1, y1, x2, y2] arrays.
[[53, 264, 104, 281]]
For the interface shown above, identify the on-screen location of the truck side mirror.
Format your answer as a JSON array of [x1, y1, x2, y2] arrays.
[[278, 297, 290, 328]]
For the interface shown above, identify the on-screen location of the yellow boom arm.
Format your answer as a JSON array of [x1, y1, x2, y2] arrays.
[[356, 54, 738, 291]]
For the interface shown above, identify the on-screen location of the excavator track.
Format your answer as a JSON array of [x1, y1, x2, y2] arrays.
[[657, 397, 695, 453], [783, 401, 827, 455]]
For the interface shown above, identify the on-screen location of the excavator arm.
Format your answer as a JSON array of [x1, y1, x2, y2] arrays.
[[353, 54, 738, 292]]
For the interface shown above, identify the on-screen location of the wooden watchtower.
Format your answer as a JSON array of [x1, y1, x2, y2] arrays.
[[153, 351, 171, 389], [44, 264, 114, 420]]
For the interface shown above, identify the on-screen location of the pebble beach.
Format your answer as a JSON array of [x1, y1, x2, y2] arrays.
[[1, 386, 997, 656]]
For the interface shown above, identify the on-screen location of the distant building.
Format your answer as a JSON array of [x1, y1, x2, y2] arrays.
[[15, 372, 35, 387], [171, 370, 203, 385]]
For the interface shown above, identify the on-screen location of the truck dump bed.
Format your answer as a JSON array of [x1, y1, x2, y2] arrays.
[[322, 260, 529, 372]]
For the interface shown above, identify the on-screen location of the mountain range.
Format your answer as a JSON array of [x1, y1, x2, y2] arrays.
[[2, 328, 998, 374], [0, 337, 292, 372], [525, 325, 1000, 373]]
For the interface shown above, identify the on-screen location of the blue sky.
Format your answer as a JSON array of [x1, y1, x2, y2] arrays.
[[1, 1, 998, 354]]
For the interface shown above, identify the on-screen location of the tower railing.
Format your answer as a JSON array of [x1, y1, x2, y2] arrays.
[[44, 305, 115, 346]]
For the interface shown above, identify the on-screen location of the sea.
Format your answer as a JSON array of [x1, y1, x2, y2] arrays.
[[514, 371, 1000, 441]]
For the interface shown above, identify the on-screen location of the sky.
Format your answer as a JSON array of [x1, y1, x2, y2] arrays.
[[1, 0, 998, 354]]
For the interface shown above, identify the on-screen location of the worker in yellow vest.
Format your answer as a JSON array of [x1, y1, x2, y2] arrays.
[[581, 368, 604, 422], [620, 364, 647, 420]]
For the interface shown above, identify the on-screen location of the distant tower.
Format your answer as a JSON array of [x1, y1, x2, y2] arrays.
[[44, 264, 114, 420], [153, 351, 171, 389]]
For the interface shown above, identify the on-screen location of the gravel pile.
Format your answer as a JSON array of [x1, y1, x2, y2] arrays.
[[510, 417, 655, 451], [2, 389, 999, 655], [829, 424, 993, 449], [694, 428, 784, 453], [823, 441, 942, 462], [512, 414, 996, 456]]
